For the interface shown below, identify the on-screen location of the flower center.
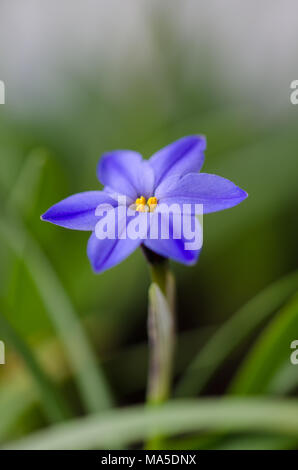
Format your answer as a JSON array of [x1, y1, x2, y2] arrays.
[[135, 196, 158, 212]]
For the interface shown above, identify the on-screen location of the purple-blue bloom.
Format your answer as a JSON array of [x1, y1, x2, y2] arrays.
[[41, 136, 247, 273]]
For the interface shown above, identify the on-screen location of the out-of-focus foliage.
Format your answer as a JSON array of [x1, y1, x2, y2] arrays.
[[0, 12, 297, 450]]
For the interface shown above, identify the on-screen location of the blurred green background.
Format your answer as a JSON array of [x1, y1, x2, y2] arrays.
[[0, 1, 298, 450]]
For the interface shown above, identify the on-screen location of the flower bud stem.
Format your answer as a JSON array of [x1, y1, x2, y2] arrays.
[[142, 246, 176, 449]]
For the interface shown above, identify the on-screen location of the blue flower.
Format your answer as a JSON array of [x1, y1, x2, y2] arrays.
[[41, 136, 247, 273]]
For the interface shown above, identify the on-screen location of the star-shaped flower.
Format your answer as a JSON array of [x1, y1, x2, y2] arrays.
[[41, 136, 247, 273]]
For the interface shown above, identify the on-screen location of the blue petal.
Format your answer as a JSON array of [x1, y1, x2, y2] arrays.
[[87, 207, 147, 273], [158, 173, 248, 214], [149, 135, 206, 189], [97, 150, 154, 200], [144, 212, 201, 265], [41, 191, 116, 230]]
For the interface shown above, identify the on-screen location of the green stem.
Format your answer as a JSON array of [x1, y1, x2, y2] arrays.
[[142, 247, 176, 448]]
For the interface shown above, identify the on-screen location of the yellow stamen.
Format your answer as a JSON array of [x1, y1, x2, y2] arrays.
[[136, 196, 146, 206], [135, 195, 158, 212], [147, 196, 158, 212]]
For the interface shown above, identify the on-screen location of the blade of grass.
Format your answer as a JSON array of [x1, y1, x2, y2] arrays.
[[4, 397, 298, 450], [0, 304, 72, 422], [175, 270, 298, 396], [229, 292, 298, 394], [0, 215, 113, 413], [1, 151, 113, 412], [164, 433, 296, 450]]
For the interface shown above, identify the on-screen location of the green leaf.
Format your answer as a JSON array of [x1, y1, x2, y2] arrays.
[[4, 398, 298, 450], [229, 292, 298, 394], [165, 433, 295, 450], [0, 304, 72, 422], [175, 270, 298, 396], [0, 216, 113, 413]]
